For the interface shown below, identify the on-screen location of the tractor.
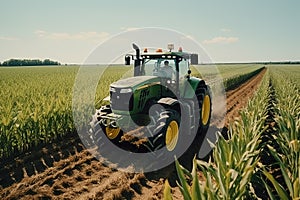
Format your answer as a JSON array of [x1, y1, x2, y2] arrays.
[[89, 43, 212, 170]]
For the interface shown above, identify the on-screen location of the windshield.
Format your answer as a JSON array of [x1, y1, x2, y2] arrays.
[[179, 59, 189, 78], [142, 59, 176, 80], [142, 58, 189, 80]]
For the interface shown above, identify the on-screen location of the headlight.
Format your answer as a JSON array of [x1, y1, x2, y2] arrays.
[[110, 87, 116, 92], [120, 88, 132, 93]]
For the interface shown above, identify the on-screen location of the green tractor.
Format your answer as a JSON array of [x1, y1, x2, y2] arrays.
[[90, 43, 212, 169]]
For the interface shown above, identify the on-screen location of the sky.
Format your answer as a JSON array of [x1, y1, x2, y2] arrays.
[[0, 0, 299, 64]]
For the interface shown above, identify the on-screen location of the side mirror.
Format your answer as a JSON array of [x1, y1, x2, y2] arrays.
[[186, 69, 191, 80], [125, 56, 131, 65]]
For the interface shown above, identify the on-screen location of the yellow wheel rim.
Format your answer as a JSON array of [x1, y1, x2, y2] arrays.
[[105, 127, 120, 140], [201, 94, 211, 126], [165, 120, 179, 151]]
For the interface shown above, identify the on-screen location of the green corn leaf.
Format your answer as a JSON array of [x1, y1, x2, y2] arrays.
[[175, 159, 191, 200], [293, 177, 299, 198], [163, 179, 173, 200], [279, 164, 293, 196], [263, 170, 289, 200], [191, 158, 201, 200], [262, 178, 277, 200]]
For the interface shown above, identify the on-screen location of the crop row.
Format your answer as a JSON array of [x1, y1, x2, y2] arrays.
[[0, 67, 77, 158], [192, 64, 264, 92], [223, 67, 265, 91], [166, 67, 270, 199], [0, 66, 129, 159], [165, 66, 300, 199], [193, 64, 262, 80], [262, 67, 300, 199]]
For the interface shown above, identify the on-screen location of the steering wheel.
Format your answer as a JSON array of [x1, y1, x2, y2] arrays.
[[158, 70, 168, 77]]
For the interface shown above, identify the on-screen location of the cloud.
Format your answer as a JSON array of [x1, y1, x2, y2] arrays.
[[35, 30, 47, 37], [0, 36, 19, 41], [203, 36, 239, 44], [220, 28, 231, 32], [34, 30, 110, 41]]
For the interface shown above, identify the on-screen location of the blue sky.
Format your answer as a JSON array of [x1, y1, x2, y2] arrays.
[[0, 0, 299, 63]]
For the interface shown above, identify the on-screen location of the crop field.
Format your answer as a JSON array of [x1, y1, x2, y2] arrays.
[[0, 64, 299, 199]]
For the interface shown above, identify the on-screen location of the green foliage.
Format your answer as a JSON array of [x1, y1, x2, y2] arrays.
[[223, 67, 265, 91], [165, 68, 271, 199], [165, 66, 300, 199], [261, 66, 300, 199], [192, 64, 264, 93], [0, 65, 129, 158], [163, 180, 173, 200], [1, 58, 61, 66]]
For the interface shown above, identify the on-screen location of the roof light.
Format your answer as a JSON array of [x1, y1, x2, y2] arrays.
[[167, 43, 174, 52], [143, 48, 148, 53], [156, 48, 163, 52], [178, 47, 183, 52]]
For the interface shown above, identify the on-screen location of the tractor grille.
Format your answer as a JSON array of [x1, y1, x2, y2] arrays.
[[110, 88, 134, 111]]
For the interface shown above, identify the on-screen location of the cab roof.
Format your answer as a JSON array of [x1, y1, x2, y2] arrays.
[[141, 51, 191, 60]]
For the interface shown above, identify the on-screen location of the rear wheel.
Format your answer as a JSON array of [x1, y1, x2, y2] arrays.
[[191, 84, 212, 154], [177, 84, 212, 170], [198, 84, 212, 133]]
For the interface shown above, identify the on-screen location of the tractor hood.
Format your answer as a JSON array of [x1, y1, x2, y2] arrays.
[[110, 76, 160, 90]]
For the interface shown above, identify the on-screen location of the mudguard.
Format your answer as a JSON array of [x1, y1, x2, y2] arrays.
[[157, 97, 178, 106], [182, 77, 205, 99], [157, 97, 181, 113]]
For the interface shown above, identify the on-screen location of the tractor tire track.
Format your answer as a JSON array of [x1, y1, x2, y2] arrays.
[[211, 67, 267, 128]]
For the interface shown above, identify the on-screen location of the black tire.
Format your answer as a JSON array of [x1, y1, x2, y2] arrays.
[[148, 109, 181, 152], [193, 84, 212, 153], [196, 84, 212, 134], [177, 84, 212, 170], [89, 105, 123, 147]]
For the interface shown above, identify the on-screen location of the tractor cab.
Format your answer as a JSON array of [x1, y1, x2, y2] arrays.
[[125, 44, 193, 98]]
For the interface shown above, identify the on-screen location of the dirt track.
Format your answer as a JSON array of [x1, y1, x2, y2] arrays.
[[0, 68, 266, 200]]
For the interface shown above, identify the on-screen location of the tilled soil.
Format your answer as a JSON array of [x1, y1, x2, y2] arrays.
[[0, 68, 266, 200]]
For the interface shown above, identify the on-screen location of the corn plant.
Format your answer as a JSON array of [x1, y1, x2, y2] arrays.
[[0, 66, 129, 158], [261, 66, 300, 199], [165, 70, 271, 199], [223, 67, 265, 91]]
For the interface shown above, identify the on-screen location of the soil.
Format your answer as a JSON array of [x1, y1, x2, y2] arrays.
[[0, 68, 266, 200]]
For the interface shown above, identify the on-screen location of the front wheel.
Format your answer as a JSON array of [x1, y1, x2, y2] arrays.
[[148, 109, 181, 152], [89, 106, 123, 148]]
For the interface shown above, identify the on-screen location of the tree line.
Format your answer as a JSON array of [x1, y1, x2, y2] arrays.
[[0, 59, 61, 66]]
